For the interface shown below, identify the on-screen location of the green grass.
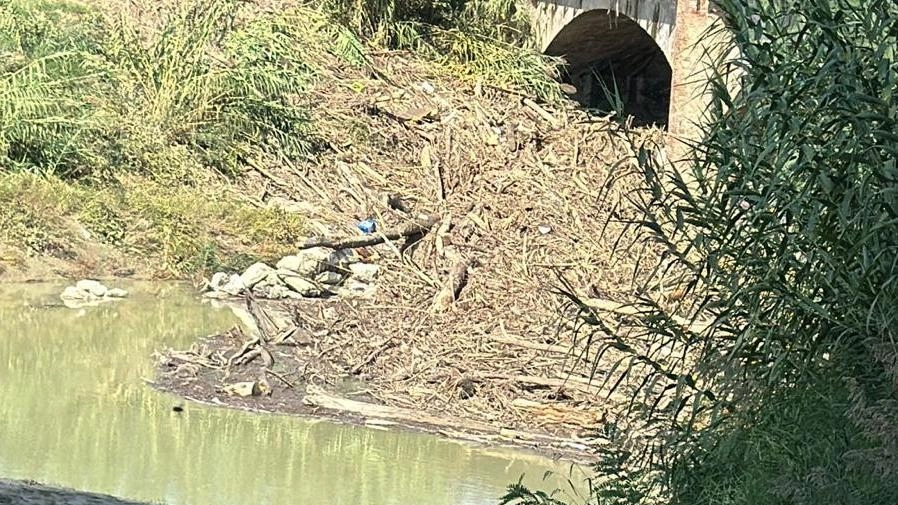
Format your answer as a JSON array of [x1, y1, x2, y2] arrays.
[[0, 170, 306, 276], [0, 0, 564, 278], [672, 380, 897, 505], [0, 0, 320, 276]]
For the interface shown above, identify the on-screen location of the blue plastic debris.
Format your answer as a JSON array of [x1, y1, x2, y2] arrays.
[[357, 218, 377, 234]]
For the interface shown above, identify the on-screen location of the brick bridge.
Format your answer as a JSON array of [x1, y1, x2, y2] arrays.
[[528, 0, 719, 135]]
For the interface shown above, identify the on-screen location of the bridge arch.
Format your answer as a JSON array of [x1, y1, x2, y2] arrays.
[[544, 9, 673, 127]]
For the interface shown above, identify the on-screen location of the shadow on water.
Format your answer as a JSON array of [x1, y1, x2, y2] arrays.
[[0, 282, 584, 505]]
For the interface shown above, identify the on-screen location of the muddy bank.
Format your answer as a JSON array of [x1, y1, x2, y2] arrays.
[[0, 479, 158, 505]]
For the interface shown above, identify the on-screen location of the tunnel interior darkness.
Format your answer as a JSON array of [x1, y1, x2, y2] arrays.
[[545, 10, 672, 128]]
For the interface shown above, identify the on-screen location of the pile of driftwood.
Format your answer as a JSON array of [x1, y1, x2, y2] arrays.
[[160, 49, 680, 457]]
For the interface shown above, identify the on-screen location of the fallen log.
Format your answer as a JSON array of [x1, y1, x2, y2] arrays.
[[303, 385, 496, 432], [301, 386, 591, 453], [300, 215, 440, 250]]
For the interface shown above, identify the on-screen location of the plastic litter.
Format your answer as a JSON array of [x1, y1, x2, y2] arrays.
[[357, 218, 377, 234]]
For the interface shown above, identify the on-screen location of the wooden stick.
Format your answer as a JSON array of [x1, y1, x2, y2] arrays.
[[350, 338, 397, 375], [485, 333, 574, 355], [431, 258, 471, 312], [303, 385, 497, 432], [522, 98, 560, 128], [300, 215, 440, 250], [577, 295, 714, 332], [480, 373, 602, 396], [264, 368, 296, 389]]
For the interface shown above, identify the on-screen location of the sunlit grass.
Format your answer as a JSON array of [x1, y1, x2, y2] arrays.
[[0, 171, 306, 276]]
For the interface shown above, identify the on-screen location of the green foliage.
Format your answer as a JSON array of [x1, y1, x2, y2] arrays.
[[320, 0, 563, 101], [0, 171, 74, 255], [428, 28, 563, 101], [672, 379, 895, 505], [1, 0, 317, 179], [102, 0, 316, 177], [322, 0, 531, 44], [525, 0, 898, 504], [0, 0, 106, 175]]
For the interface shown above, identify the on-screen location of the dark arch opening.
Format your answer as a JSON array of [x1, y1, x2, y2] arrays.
[[545, 10, 672, 128]]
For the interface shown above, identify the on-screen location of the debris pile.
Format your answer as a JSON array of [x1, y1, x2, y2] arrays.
[[156, 49, 672, 456]]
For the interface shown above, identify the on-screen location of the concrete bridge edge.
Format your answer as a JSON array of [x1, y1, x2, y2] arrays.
[[528, 1, 724, 152]]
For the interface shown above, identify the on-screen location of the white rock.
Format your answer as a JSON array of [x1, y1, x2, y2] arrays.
[[315, 271, 344, 285], [61, 285, 94, 301], [76, 279, 107, 297], [266, 284, 293, 299], [338, 280, 376, 299], [418, 81, 435, 94], [264, 270, 288, 286], [276, 255, 302, 272], [251, 284, 272, 298], [349, 263, 380, 283], [279, 271, 326, 297], [106, 288, 128, 298], [203, 290, 232, 300], [537, 224, 552, 235], [278, 248, 333, 276], [240, 262, 273, 289], [255, 270, 282, 289], [209, 272, 229, 290], [62, 298, 103, 309], [330, 249, 359, 270], [224, 381, 261, 397], [219, 273, 245, 296], [253, 278, 294, 299]]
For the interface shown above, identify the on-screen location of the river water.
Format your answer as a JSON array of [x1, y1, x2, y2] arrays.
[[0, 282, 582, 505]]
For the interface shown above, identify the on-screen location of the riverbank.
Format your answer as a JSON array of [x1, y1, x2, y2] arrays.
[[0, 479, 158, 505], [0, 0, 568, 282], [5, 0, 672, 464]]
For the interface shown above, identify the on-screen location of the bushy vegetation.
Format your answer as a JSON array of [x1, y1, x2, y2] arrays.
[[506, 0, 898, 504], [321, 0, 563, 101], [0, 171, 306, 276], [322, 0, 531, 45], [0, 0, 322, 274], [0, 0, 315, 179]]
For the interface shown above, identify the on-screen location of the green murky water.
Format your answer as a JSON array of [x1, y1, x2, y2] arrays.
[[0, 282, 581, 505]]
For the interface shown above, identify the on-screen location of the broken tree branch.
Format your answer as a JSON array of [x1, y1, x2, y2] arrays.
[[486, 334, 573, 355], [522, 98, 560, 128], [264, 368, 296, 389], [300, 215, 440, 250], [480, 373, 602, 396], [350, 338, 398, 375], [577, 295, 714, 333], [431, 255, 472, 311]]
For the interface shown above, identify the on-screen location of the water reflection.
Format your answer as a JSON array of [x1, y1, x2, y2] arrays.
[[0, 282, 578, 505]]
